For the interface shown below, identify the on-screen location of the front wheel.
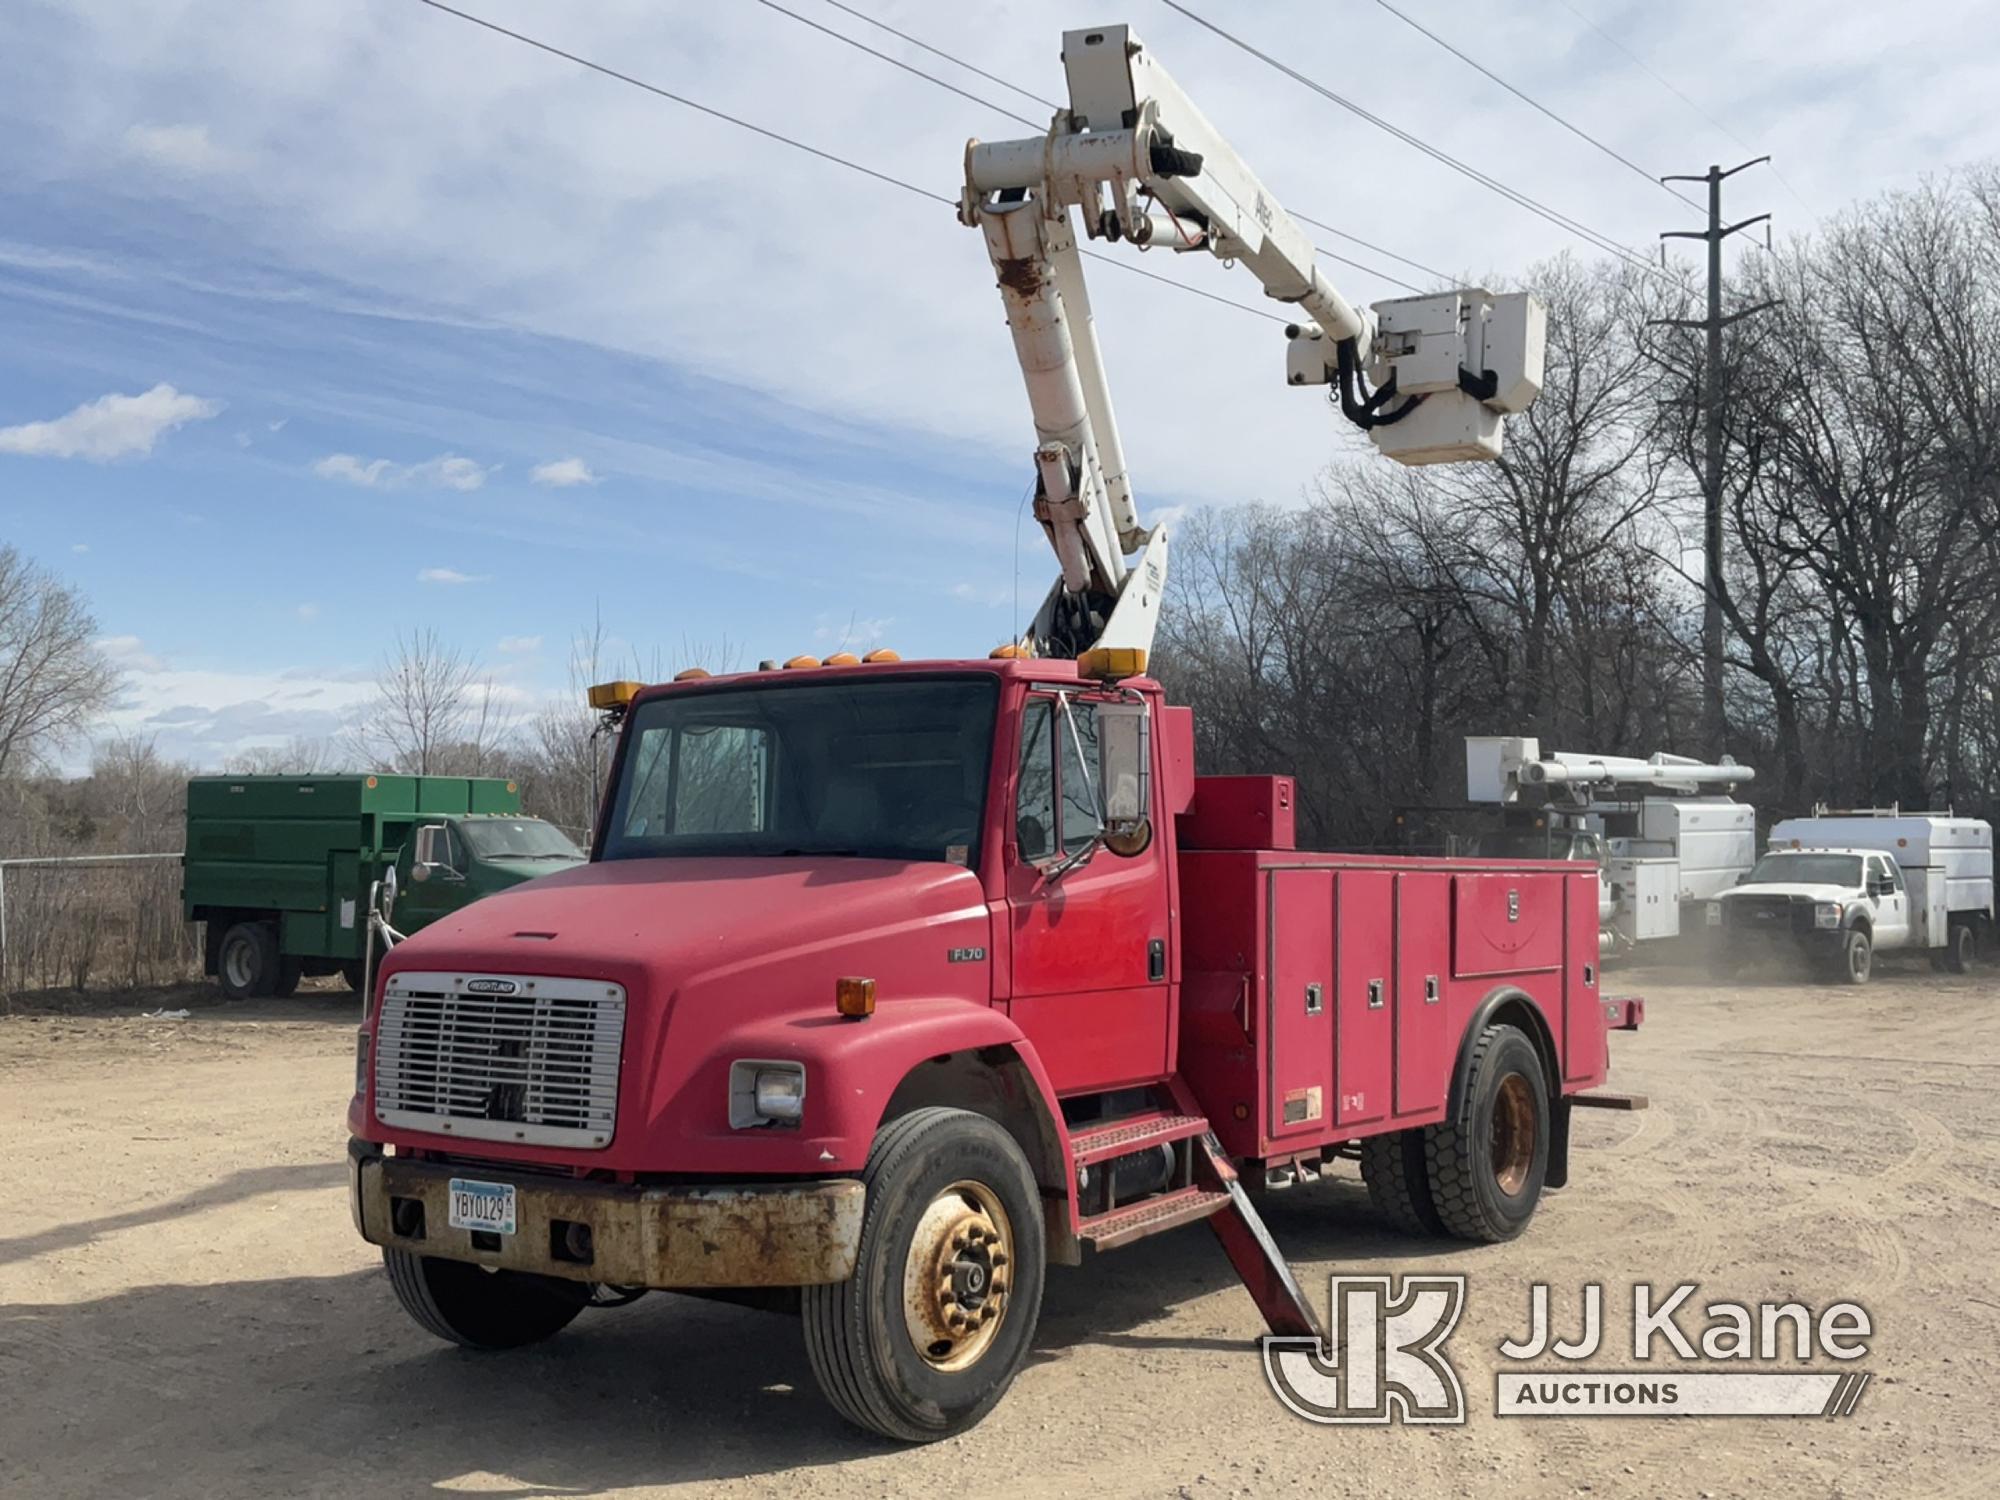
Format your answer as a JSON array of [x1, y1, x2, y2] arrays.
[[1423, 1024, 1550, 1243], [1836, 927, 1873, 986], [803, 1107, 1046, 1442], [383, 1249, 587, 1349]]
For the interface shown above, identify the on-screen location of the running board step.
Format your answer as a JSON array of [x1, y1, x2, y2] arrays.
[[1068, 1111, 1211, 1168], [1078, 1185, 1230, 1249]]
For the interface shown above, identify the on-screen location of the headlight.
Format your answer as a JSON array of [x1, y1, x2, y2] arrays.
[[1815, 902, 1843, 929], [729, 1059, 806, 1127], [354, 1030, 371, 1094]]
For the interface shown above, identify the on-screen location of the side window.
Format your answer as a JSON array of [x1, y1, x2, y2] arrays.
[[674, 725, 768, 834], [445, 825, 468, 873], [1016, 699, 1055, 860], [1058, 700, 1103, 856]]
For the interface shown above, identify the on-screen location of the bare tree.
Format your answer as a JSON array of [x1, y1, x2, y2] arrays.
[[0, 546, 119, 779], [346, 628, 513, 776], [223, 736, 344, 776]]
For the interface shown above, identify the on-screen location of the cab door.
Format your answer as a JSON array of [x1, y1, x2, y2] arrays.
[[1868, 855, 1910, 946], [1004, 691, 1174, 1093]]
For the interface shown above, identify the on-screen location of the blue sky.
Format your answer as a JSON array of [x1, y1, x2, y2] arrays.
[[4, 0, 1997, 768]]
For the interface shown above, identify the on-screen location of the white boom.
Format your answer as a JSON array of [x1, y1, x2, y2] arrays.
[[959, 24, 1547, 662]]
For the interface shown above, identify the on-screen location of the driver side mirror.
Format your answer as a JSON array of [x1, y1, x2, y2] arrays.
[[1094, 701, 1152, 857], [412, 823, 461, 882]]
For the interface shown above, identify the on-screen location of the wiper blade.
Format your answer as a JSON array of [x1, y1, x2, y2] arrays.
[[779, 848, 861, 857]]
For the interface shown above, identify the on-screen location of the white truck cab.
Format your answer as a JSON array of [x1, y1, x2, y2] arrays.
[[1710, 812, 1994, 984]]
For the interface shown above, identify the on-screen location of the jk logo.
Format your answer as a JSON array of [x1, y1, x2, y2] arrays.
[[1264, 1275, 1468, 1425]]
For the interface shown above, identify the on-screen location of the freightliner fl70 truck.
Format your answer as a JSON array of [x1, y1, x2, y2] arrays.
[[183, 773, 581, 999], [343, 25, 1644, 1442]]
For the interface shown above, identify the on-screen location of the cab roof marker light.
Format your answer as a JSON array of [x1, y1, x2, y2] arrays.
[[587, 680, 643, 710], [861, 648, 901, 663]]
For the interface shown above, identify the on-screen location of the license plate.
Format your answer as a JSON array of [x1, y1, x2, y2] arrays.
[[448, 1178, 516, 1236]]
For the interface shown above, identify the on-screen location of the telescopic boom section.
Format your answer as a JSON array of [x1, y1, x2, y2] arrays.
[[960, 24, 1548, 662]]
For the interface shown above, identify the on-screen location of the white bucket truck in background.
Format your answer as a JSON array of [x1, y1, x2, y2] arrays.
[[1465, 736, 1758, 957]]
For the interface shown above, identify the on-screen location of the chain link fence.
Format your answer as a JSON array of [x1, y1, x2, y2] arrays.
[[0, 852, 196, 1005]]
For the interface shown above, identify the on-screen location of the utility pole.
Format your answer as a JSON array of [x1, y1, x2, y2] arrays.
[[1654, 158, 1778, 760]]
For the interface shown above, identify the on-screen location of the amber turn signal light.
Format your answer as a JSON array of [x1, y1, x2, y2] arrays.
[[836, 976, 876, 1020]]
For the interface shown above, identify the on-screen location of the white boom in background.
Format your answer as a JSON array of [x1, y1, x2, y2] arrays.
[[960, 23, 1548, 662]]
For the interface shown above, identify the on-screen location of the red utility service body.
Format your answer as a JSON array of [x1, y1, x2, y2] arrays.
[[351, 657, 1619, 1233]]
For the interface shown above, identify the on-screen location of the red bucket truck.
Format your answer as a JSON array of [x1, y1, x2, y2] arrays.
[[345, 24, 1643, 1442]]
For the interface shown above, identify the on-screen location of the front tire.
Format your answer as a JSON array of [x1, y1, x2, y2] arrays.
[[1423, 1025, 1550, 1243], [1837, 927, 1873, 986], [216, 921, 279, 1000], [383, 1249, 587, 1349], [803, 1107, 1046, 1442]]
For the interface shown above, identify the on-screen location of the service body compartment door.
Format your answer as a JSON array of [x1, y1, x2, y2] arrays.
[[1333, 871, 1393, 1127], [1452, 872, 1565, 977], [1394, 872, 1452, 1117], [1563, 870, 1606, 1085], [1266, 869, 1332, 1140]]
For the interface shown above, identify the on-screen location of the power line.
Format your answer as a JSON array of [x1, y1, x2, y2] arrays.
[[815, 0, 1057, 113], [760, 0, 1425, 291], [1159, 0, 1682, 288], [406, 0, 1288, 325], [1363, 0, 1701, 215], [749, 0, 1040, 132], [1552, 0, 1815, 216]]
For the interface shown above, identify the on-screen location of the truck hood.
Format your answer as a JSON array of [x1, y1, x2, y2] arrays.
[[1721, 883, 1852, 902], [368, 854, 997, 1173], [384, 855, 991, 994]]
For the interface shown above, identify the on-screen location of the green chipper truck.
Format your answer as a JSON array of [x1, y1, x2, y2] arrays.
[[182, 774, 583, 999]]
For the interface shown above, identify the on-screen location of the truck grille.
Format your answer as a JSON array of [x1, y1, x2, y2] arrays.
[[374, 972, 626, 1150], [1726, 894, 1810, 934]]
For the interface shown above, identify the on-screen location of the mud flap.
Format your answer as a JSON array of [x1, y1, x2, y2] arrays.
[[1196, 1133, 1323, 1341], [1546, 1096, 1571, 1191]]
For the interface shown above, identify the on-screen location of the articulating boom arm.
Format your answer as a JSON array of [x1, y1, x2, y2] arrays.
[[960, 24, 1547, 662]]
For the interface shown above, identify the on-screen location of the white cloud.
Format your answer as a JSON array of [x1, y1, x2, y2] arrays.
[[313, 451, 494, 491], [497, 634, 541, 653], [124, 122, 243, 175], [416, 566, 486, 584], [95, 634, 168, 672], [296, 602, 320, 620], [0, 383, 222, 461], [71, 542, 90, 554], [530, 456, 597, 487]]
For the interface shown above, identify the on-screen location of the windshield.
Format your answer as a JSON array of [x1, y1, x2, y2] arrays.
[[1472, 829, 1599, 862], [601, 675, 998, 865], [458, 818, 583, 861], [1743, 852, 1863, 887]]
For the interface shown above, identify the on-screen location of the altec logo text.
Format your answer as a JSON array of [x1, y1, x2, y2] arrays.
[[1264, 1277, 1874, 1424]]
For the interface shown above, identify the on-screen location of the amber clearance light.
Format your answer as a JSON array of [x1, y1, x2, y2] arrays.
[[836, 976, 876, 1020]]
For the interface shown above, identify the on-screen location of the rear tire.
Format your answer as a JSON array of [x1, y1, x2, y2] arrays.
[[802, 1107, 1045, 1443], [1945, 919, 1976, 974], [382, 1249, 587, 1349], [216, 921, 279, 1000], [341, 959, 367, 992], [271, 957, 303, 998], [1423, 1025, 1550, 1243], [1360, 1128, 1443, 1235]]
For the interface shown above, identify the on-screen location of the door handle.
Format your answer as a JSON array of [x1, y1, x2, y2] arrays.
[[1147, 938, 1167, 982]]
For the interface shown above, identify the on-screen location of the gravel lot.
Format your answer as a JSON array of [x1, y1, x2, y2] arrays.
[[3, 962, 1996, 1499]]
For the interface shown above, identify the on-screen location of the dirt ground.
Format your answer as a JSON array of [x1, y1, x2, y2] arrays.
[[3, 962, 1997, 1500]]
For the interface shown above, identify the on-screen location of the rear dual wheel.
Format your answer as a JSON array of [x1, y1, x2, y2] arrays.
[[1365, 1023, 1551, 1244], [215, 921, 300, 999]]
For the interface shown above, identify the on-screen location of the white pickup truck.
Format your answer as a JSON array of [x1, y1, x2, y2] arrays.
[[1708, 812, 1995, 984]]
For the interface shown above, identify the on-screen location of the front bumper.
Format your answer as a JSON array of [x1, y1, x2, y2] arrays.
[[348, 1140, 865, 1288]]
